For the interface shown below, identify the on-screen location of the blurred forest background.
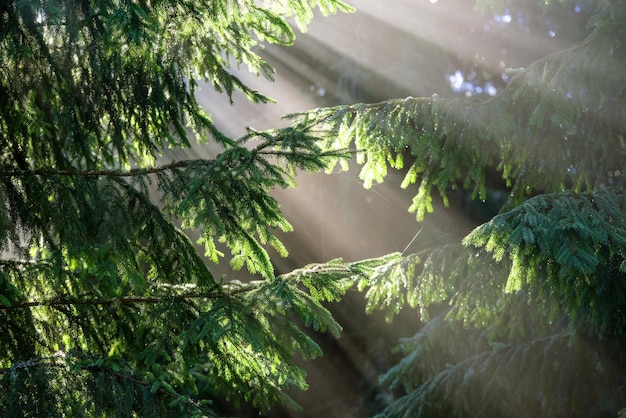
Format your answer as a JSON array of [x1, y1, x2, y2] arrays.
[[167, 0, 593, 416]]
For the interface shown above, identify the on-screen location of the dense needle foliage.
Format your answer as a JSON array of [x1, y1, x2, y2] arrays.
[[0, 0, 387, 416], [3, 0, 626, 416]]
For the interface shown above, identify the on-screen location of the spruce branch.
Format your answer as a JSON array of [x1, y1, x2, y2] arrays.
[[0, 140, 348, 180], [276, 33, 626, 218]]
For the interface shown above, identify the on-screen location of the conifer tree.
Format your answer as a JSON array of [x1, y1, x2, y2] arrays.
[[0, 1, 392, 415]]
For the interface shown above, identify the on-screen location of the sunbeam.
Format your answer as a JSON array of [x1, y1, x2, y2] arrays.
[[176, 1, 594, 415]]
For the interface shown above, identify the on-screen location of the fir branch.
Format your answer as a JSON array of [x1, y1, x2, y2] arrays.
[[277, 32, 626, 216], [0, 144, 347, 179]]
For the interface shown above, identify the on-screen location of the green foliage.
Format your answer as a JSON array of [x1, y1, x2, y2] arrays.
[[4, 0, 626, 416], [276, 0, 625, 218], [0, 0, 375, 416], [0, 0, 353, 173], [466, 188, 626, 337], [377, 323, 626, 418], [249, 0, 626, 416]]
